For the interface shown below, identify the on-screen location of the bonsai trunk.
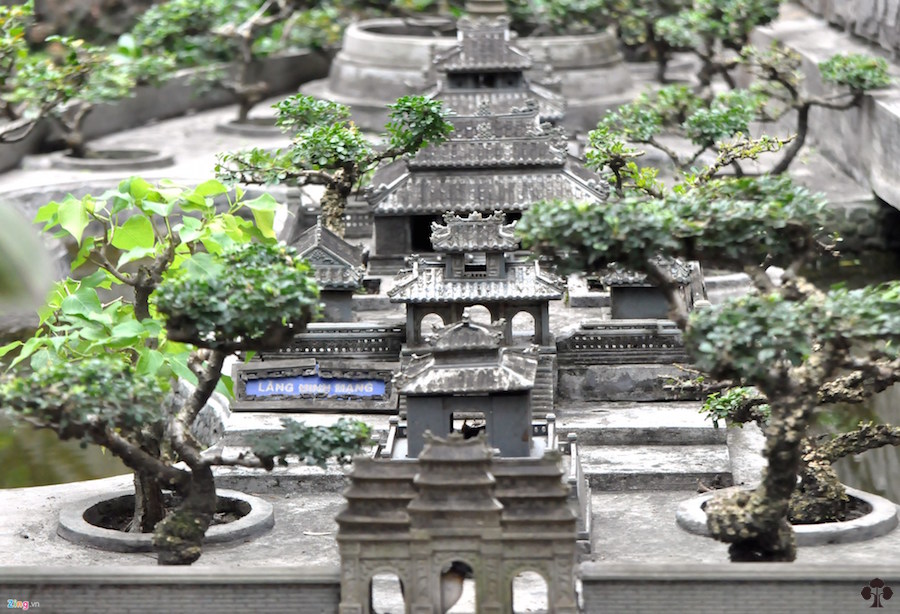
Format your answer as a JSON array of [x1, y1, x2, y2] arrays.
[[705, 395, 817, 562], [790, 424, 900, 523], [133, 472, 166, 533], [152, 463, 216, 565]]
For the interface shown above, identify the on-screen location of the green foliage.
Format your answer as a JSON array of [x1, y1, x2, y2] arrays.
[[683, 90, 762, 147], [155, 243, 320, 351], [0, 357, 165, 443], [385, 95, 456, 153], [252, 418, 372, 469], [819, 53, 892, 92], [291, 122, 375, 169], [701, 387, 770, 428], [658, 0, 781, 51], [687, 282, 900, 383], [518, 175, 828, 275], [273, 94, 351, 133]]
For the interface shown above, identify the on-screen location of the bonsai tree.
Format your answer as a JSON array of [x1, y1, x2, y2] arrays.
[[2, 30, 173, 157], [0, 177, 370, 564], [589, 48, 889, 190], [517, 167, 900, 561], [0, 2, 91, 144], [131, 0, 353, 124], [216, 93, 453, 236]]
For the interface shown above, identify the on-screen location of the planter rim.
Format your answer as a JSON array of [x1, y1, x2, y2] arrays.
[[49, 149, 175, 171], [675, 485, 899, 546], [57, 488, 274, 553]]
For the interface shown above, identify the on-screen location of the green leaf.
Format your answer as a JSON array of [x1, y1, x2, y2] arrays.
[[60, 287, 103, 318], [251, 208, 276, 239], [141, 198, 176, 218], [181, 252, 223, 278], [124, 176, 154, 200], [110, 320, 145, 339], [34, 200, 59, 224], [111, 214, 155, 250], [57, 196, 91, 245], [0, 340, 23, 360], [117, 246, 157, 267], [194, 179, 228, 197]]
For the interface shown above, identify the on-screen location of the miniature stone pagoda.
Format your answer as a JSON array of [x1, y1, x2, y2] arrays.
[[426, 15, 565, 122], [395, 317, 539, 458], [337, 433, 578, 614], [364, 21, 609, 274], [290, 218, 365, 322]]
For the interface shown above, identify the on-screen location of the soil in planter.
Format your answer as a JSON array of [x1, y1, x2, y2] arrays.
[[700, 494, 873, 524], [85, 493, 250, 533]]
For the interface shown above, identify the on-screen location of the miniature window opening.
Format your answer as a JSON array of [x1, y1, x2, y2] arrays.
[[443, 561, 476, 613], [411, 215, 441, 252], [421, 312, 446, 336], [512, 571, 548, 613], [464, 253, 488, 277], [464, 304, 492, 324], [511, 310, 536, 345], [370, 572, 405, 614], [451, 411, 486, 440]]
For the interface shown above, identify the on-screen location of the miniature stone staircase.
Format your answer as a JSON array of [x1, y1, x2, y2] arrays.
[[558, 401, 733, 491], [531, 351, 557, 417]]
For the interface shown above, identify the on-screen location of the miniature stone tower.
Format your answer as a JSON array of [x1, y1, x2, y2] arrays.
[[337, 434, 578, 613]]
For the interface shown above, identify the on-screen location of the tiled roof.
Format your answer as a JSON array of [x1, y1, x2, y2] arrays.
[[291, 219, 364, 290], [388, 259, 565, 303], [434, 17, 532, 72], [407, 135, 566, 169], [435, 89, 564, 122], [395, 346, 538, 395], [292, 218, 364, 268], [600, 256, 694, 287], [430, 211, 519, 252], [367, 167, 609, 215]]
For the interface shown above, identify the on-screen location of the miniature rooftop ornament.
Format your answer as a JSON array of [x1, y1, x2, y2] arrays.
[[337, 433, 579, 613], [464, 0, 507, 19]]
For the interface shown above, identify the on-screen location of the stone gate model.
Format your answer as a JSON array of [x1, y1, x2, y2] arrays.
[[337, 434, 578, 613]]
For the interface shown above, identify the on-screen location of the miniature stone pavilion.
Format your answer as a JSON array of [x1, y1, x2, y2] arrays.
[[364, 16, 609, 274], [337, 434, 578, 614], [395, 317, 539, 458], [388, 211, 564, 347], [290, 218, 365, 322]]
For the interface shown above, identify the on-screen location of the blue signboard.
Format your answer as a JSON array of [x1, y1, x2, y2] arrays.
[[246, 374, 385, 398]]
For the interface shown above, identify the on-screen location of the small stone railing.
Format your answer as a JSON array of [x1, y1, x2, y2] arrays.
[[260, 323, 405, 360], [555, 319, 689, 365]]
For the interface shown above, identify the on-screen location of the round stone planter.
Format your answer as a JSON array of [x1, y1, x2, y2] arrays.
[[300, 18, 639, 132], [58, 488, 274, 553], [675, 485, 899, 546], [215, 117, 283, 138], [49, 149, 175, 171]]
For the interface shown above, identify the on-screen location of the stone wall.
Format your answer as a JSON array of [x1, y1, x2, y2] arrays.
[[581, 563, 899, 613], [795, 0, 900, 55], [0, 567, 341, 614]]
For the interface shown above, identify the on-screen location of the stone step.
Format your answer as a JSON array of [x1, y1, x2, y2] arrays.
[[557, 401, 725, 446], [579, 444, 732, 492], [212, 447, 353, 494]]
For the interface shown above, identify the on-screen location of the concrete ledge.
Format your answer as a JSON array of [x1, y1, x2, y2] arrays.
[[675, 485, 899, 546], [57, 488, 274, 553], [754, 7, 900, 211]]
